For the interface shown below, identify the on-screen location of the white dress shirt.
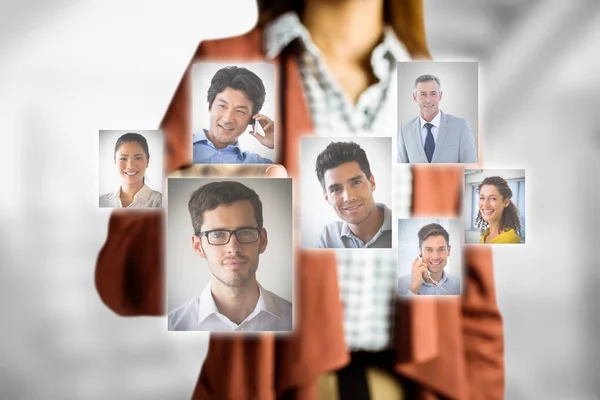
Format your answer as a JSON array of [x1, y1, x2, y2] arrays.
[[168, 281, 293, 332], [99, 184, 162, 208], [419, 111, 442, 146]]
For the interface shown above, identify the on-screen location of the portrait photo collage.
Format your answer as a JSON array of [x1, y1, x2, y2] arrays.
[[97, 60, 526, 334]]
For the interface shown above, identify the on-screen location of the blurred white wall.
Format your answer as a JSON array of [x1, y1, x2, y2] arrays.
[[1, 0, 599, 398]]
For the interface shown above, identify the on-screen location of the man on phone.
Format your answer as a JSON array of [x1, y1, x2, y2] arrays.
[[397, 223, 461, 295], [315, 141, 392, 249], [193, 66, 275, 164]]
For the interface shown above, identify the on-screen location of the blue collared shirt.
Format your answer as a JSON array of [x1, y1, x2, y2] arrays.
[[317, 203, 392, 249], [397, 270, 461, 296], [192, 129, 273, 164]]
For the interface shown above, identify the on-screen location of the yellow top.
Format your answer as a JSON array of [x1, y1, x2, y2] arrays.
[[480, 228, 521, 244]]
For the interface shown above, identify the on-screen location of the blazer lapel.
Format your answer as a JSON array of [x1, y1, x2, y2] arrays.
[[276, 50, 350, 393], [431, 111, 448, 163], [413, 118, 428, 163]]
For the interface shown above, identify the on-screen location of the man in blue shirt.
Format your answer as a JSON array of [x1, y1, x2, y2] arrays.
[[397, 223, 461, 295], [193, 66, 275, 164]]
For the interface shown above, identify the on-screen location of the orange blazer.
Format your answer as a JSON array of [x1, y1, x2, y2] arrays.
[[96, 25, 504, 400]]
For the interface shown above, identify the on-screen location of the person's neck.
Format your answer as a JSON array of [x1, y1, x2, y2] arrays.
[[485, 220, 502, 243], [420, 110, 440, 123], [120, 180, 144, 199], [349, 204, 384, 243], [211, 278, 260, 325], [302, 0, 384, 64], [206, 129, 233, 150], [302, 0, 384, 104], [429, 270, 443, 283]]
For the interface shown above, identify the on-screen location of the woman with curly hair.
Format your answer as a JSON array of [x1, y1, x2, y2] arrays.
[[477, 176, 522, 244]]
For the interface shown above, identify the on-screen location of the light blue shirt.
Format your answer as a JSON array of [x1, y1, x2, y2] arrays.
[[397, 270, 461, 296], [192, 129, 273, 164], [318, 203, 392, 248]]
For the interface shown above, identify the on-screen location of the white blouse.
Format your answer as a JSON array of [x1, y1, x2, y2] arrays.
[[99, 184, 162, 208]]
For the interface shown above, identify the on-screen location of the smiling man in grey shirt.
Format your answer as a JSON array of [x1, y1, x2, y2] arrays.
[[315, 141, 392, 249]]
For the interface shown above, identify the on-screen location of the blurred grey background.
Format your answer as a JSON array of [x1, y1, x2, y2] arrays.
[[1, 0, 598, 398]]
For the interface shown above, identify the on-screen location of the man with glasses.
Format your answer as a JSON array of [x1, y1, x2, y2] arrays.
[[168, 181, 292, 331], [397, 223, 461, 295]]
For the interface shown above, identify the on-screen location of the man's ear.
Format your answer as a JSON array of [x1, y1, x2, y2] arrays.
[[413, 92, 418, 102], [258, 228, 268, 254], [323, 190, 329, 203], [447, 244, 451, 257], [192, 235, 206, 258], [369, 174, 376, 192], [439, 91, 443, 102]]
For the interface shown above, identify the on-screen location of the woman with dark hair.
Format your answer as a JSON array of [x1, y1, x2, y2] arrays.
[[477, 176, 522, 244], [99, 133, 162, 208]]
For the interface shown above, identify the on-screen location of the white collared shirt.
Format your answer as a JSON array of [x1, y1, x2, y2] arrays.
[[99, 184, 162, 208], [419, 111, 442, 146], [168, 282, 293, 332]]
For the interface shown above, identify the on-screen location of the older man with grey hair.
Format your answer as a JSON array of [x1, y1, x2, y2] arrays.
[[397, 74, 477, 164]]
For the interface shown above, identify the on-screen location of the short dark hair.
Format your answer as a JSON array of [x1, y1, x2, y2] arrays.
[[188, 181, 264, 235], [207, 66, 266, 115], [315, 141, 372, 191], [114, 133, 149, 160], [417, 223, 450, 248]]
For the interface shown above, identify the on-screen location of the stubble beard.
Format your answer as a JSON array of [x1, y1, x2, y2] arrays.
[[341, 202, 374, 226]]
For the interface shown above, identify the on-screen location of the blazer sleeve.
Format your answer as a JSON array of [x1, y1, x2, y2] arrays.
[[462, 247, 505, 399], [459, 119, 478, 163], [397, 124, 410, 163], [411, 166, 504, 399], [95, 211, 164, 316], [95, 39, 203, 316]]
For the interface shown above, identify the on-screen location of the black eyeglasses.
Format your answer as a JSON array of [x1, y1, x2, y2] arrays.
[[198, 228, 261, 245]]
